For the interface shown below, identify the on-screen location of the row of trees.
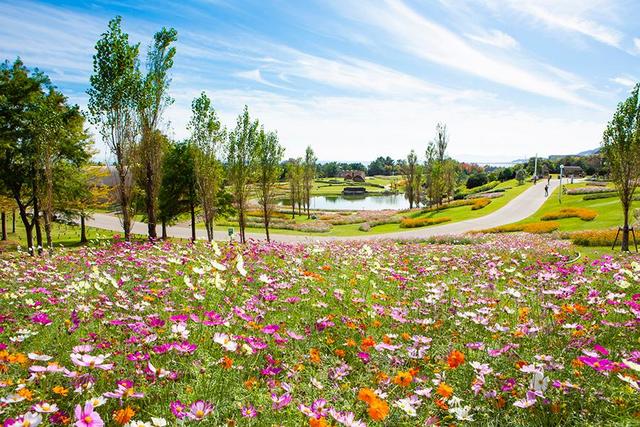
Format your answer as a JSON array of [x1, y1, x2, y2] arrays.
[[88, 17, 290, 245], [0, 16, 292, 255], [402, 124, 458, 209], [0, 59, 95, 254]]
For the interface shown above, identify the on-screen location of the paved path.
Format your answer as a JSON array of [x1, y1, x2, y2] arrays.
[[88, 180, 559, 243]]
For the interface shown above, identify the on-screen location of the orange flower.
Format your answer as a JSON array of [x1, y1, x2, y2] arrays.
[[17, 388, 33, 400], [436, 382, 453, 398], [113, 406, 135, 425], [392, 371, 413, 387], [309, 417, 329, 427], [361, 337, 375, 350], [447, 350, 465, 369], [346, 339, 356, 347], [408, 367, 420, 376], [357, 388, 377, 405], [376, 372, 389, 384], [244, 377, 257, 390], [52, 386, 69, 396], [435, 398, 449, 410], [310, 348, 321, 364], [367, 398, 390, 421], [221, 356, 233, 369], [335, 349, 346, 358]]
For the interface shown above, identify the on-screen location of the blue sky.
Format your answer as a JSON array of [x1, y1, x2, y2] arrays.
[[1, 0, 639, 163]]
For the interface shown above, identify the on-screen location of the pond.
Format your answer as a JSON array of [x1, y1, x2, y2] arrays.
[[278, 194, 410, 211]]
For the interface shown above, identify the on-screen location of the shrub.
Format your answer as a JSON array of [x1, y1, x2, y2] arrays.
[[566, 186, 614, 195], [359, 223, 371, 232], [400, 217, 451, 228], [466, 173, 488, 189], [560, 229, 618, 247], [471, 198, 491, 210], [541, 208, 598, 221], [583, 192, 617, 200], [479, 221, 560, 234]]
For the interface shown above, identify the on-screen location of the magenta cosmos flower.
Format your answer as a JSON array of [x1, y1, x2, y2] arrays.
[[186, 400, 214, 420], [74, 402, 103, 427]]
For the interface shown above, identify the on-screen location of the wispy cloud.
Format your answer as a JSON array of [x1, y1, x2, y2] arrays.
[[610, 75, 637, 89], [330, 0, 598, 108], [478, 0, 623, 48], [466, 29, 519, 49]]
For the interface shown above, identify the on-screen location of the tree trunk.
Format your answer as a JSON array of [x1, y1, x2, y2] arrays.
[[190, 201, 196, 242], [161, 219, 167, 239], [17, 205, 34, 255], [33, 198, 43, 255], [1, 211, 6, 241], [80, 214, 87, 244], [117, 165, 132, 241], [12, 209, 15, 233], [622, 205, 630, 252], [263, 203, 270, 243], [43, 209, 52, 250], [146, 167, 157, 240]]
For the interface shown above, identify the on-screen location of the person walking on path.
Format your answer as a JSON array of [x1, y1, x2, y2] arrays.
[[544, 184, 549, 197]]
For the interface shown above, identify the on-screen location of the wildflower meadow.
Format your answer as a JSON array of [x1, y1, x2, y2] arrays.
[[1, 235, 639, 426]]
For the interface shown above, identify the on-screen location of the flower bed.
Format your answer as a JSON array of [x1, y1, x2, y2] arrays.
[[400, 217, 451, 228], [565, 186, 614, 195], [479, 221, 561, 234], [0, 237, 638, 425], [541, 208, 598, 221]]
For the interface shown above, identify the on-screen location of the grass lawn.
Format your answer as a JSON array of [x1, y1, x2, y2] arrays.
[[213, 179, 532, 237], [0, 218, 119, 252], [513, 183, 640, 232]]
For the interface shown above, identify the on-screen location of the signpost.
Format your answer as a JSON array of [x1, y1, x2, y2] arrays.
[[558, 164, 564, 204], [227, 227, 234, 243]]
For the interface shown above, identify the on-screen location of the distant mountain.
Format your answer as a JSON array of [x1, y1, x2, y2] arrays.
[[575, 148, 600, 156], [513, 148, 600, 163]]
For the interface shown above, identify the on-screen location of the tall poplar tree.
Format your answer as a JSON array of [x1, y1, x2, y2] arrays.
[[137, 27, 177, 239], [87, 16, 141, 241]]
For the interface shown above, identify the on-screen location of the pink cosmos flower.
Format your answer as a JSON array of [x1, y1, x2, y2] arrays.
[[240, 404, 257, 418], [70, 354, 113, 371], [186, 401, 213, 420], [170, 401, 187, 419], [271, 392, 292, 410], [5, 412, 42, 427], [103, 380, 144, 399], [261, 324, 279, 334], [74, 402, 104, 427]]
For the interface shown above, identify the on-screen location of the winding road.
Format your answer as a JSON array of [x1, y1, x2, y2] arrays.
[[88, 179, 559, 242]]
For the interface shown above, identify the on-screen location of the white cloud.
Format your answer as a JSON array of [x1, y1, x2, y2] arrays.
[[466, 29, 519, 49], [481, 0, 623, 48], [164, 88, 605, 162], [610, 75, 637, 89], [330, 0, 598, 108]]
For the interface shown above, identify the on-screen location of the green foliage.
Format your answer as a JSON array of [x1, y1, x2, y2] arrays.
[[601, 83, 640, 250], [466, 172, 488, 189], [227, 106, 259, 243]]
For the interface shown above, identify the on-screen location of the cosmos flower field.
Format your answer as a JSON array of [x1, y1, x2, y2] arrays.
[[1, 235, 639, 426]]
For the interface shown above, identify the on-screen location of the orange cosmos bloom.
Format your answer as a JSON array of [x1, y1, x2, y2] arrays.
[[221, 356, 233, 369], [309, 417, 329, 427], [114, 406, 135, 425], [310, 348, 321, 364], [52, 386, 69, 396], [437, 382, 453, 398], [447, 350, 465, 368], [392, 371, 413, 387], [368, 398, 390, 421], [335, 349, 346, 358], [357, 388, 377, 405], [361, 337, 375, 350]]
